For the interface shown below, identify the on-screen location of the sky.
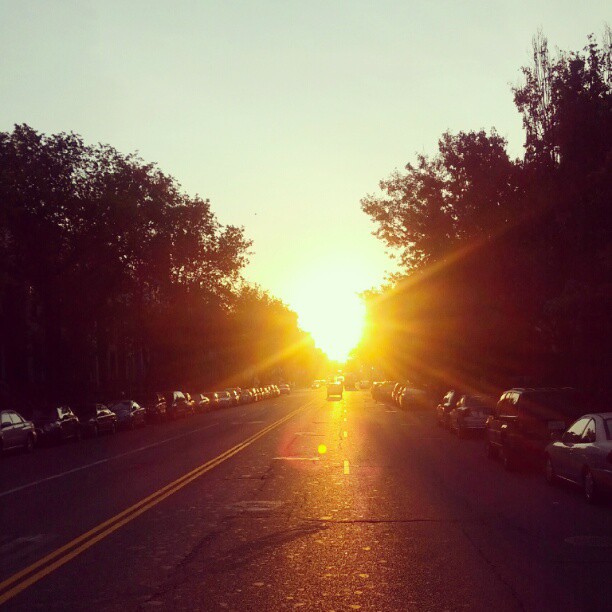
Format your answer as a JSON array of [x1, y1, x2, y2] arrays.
[[1, 0, 609, 357]]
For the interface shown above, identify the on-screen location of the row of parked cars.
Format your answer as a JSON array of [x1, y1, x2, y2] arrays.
[[0, 384, 290, 455], [374, 382, 612, 505]]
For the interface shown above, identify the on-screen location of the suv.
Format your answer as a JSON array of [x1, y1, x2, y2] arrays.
[[485, 388, 589, 470]]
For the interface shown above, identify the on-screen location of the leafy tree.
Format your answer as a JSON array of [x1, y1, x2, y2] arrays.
[[359, 31, 611, 394]]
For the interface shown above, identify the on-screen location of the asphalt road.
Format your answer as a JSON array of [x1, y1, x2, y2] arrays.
[[1, 389, 611, 611]]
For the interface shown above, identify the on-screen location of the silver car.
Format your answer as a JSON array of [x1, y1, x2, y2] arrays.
[[545, 412, 612, 504], [449, 395, 495, 437]]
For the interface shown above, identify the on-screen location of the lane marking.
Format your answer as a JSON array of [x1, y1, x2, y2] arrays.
[[0, 400, 315, 605], [273, 457, 320, 461], [0, 424, 220, 500], [344, 460, 350, 475]]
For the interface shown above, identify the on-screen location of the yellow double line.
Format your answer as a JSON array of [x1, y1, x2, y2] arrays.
[[0, 403, 309, 605]]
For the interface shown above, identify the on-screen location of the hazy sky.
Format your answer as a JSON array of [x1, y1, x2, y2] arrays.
[[1, 0, 608, 347]]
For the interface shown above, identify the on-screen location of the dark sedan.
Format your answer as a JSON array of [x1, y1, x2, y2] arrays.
[[73, 403, 117, 437], [1, 409, 37, 453], [193, 393, 211, 413], [32, 406, 81, 444], [135, 392, 168, 422], [108, 400, 147, 430]]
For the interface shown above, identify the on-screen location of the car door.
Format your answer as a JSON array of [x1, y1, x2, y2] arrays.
[[555, 417, 590, 481], [9, 412, 27, 448], [1, 411, 18, 449], [570, 418, 597, 481]]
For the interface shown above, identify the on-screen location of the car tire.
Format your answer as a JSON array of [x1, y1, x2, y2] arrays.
[[583, 468, 600, 504], [25, 434, 35, 453], [544, 455, 557, 485], [499, 445, 514, 471]]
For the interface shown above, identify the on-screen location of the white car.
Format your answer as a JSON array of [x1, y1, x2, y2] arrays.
[[545, 412, 612, 503]]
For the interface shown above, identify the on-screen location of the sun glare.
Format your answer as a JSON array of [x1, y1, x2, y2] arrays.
[[285, 267, 366, 362]]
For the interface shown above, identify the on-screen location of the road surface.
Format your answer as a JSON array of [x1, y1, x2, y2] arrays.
[[1, 389, 611, 610]]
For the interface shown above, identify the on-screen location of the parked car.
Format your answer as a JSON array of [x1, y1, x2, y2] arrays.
[[225, 389, 240, 406], [135, 392, 167, 422], [449, 395, 495, 437], [184, 393, 196, 415], [279, 383, 290, 395], [371, 381, 395, 403], [327, 381, 343, 400], [32, 405, 81, 444], [240, 389, 254, 404], [108, 400, 147, 430], [544, 412, 612, 503], [399, 387, 430, 411], [217, 391, 232, 408], [436, 390, 460, 428], [485, 388, 590, 470], [193, 393, 211, 413], [73, 403, 117, 437], [165, 391, 189, 419], [202, 392, 220, 410], [0, 409, 37, 453], [391, 383, 404, 406]]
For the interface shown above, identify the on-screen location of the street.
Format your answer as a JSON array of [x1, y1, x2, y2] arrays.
[[1, 389, 611, 611]]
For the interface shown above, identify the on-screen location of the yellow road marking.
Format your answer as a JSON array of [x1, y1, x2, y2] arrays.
[[0, 402, 312, 605], [344, 460, 350, 475]]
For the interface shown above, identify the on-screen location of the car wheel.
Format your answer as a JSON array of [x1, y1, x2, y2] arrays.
[[499, 445, 514, 471], [544, 455, 557, 485], [583, 468, 600, 504]]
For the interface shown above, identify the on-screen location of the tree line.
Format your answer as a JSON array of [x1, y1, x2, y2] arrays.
[[0, 125, 326, 405], [357, 31, 611, 397]]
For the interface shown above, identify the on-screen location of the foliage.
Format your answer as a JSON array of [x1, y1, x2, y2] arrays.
[[359, 31, 611, 394], [0, 126, 322, 402]]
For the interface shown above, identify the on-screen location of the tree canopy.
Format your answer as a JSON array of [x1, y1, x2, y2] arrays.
[[358, 31, 611, 395]]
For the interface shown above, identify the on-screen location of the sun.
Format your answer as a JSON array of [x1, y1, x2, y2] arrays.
[[285, 268, 366, 362]]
